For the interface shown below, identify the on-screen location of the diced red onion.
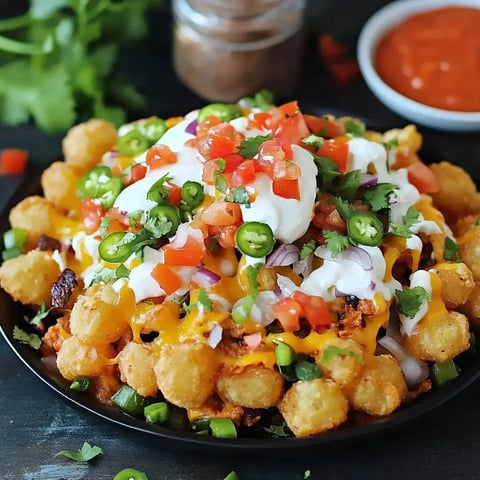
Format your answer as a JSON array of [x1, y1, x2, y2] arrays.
[[334, 287, 347, 297], [378, 336, 429, 387], [276, 274, 298, 298], [370, 280, 376, 291], [185, 119, 198, 135], [249, 291, 278, 326], [293, 255, 313, 277], [207, 324, 223, 348], [243, 332, 262, 351], [192, 267, 221, 287], [266, 244, 299, 267], [315, 246, 373, 271], [360, 173, 378, 188]]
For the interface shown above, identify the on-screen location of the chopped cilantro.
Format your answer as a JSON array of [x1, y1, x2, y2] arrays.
[[389, 223, 412, 238], [300, 240, 316, 260], [238, 134, 271, 158], [302, 134, 324, 149], [215, 158, 226, 173], [197, 288, 212, 311], [115, 264, 130, 279], [12, 325, 41, 350], [144, 215, 173, 239], [383, 137, 399, 149], [396, 286, 431, 318], [127, 210, 144, 228], [336, 170, 361, 202], [294, 361, 323, 381], [223, 472, 241, 480], [342, 118, 366, 137], [362, 182, 399, 211], [262, 421, 291, 438], [55, 442, 103, 462], [389, 206, 420, 238], [240, 89, 274, 111], [246, 264, 261, 298], [444, 237, 461, 262], [304, 470, 312, 479], [29, 301, 51, 326], [90, 267, 116, 285], [319, 345, 363, 364], [329, 197, 355, 220], [214, 172, 228, 194], [226, 186, 250, 206], [322, 230, 351, 257], [313, 155, 340, 190], [99, 217, 112, 238]]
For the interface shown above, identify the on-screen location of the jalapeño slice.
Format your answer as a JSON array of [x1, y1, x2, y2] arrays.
[[347, 212, 384, 246]]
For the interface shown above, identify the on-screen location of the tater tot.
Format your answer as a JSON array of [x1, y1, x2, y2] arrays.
[[117, 342, 158, 398], [460, 282, 480, 325], [404, 311, 470, 362], [383, 124, 422, 152], [41, 161, 81, 212], [315, 338, 364, 388], [56, 335, 115, 380], [345, 354, 407, 416], [433, 262, 475, 309], [0, 249, 60, 306], [62, 119, 117, 174], [154, 343, 217, 409], [9, 196, 59, 246], [460, 235, 480, 281], [69, 283, 134, 345], [453, 215, 480, 238], [216, 365, 284, 408], [279, 378, 348, 437], [430, 162, 478, 221]]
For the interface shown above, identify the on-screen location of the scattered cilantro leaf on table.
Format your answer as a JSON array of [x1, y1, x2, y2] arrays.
[[55, 442, 103, 462]]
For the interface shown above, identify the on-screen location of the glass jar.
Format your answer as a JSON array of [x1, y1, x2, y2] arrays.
[[172, 0, 306, 102]]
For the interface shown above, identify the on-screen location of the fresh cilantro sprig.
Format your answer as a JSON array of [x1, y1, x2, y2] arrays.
[[12, 325, 41, 349], [299, 240, 316, 260], [362, 183, 399, 211], [238, 134, 271, 158], [29, 300, 51, 326], [342, 118, 366, 137], [0, 0, 159, 132], [389, 206, 420, 238], [395, 286, 431, 318], [55, 442, 103, 462], [322, 230, 352, 256], [184, 288, 212, 312], [444, 237, 462, 262]]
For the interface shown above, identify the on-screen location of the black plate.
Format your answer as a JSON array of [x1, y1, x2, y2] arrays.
[[1, 132, 480, 452]]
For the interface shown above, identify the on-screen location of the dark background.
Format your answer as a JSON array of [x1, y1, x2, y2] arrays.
[[1, 1, 480, 479]]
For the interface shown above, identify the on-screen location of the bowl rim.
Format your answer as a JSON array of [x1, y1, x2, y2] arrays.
[[357, 0, 480, 131]]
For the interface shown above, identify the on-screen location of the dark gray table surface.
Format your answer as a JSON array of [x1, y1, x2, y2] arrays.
[[1, 1, 480, 479]]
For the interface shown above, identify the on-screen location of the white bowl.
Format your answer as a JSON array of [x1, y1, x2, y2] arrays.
[[357, 0, 480, 132]]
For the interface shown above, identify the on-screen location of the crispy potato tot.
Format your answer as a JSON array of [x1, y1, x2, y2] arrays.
[[216, 365, 284, 408], [430, 162, 479, 222], [345, 354, 407, 416], [41, 161, 81, 212], [154, 343, 218, 409], [315, 338, 364, 388], [279, 378, 348, 437], [0, 249, 60, 306], [56, 335, 115, 380], [433, 262, 475, 309], [453, 215, 479, 238], [62, 119, 117, 174], [117, 342, 158, 397], [460, 282, 480, 326], [404, 311, 470, 362], [383, 124, 422, 152], [460, 234, 480, 281], [69, 283, 134, 345]]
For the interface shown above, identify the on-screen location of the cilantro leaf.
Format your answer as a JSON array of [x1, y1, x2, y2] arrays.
[[197, 288, 212, 311], [99, 217, 112, 238], [383, 137, 399, 149], [226, 186, 250, 206], [322, 230, 351, 257], [362, 183, 399, 211], [214, 172, 228, 194], [240, 89, 274, 111], [313, 155, 341, 190], [389, 206, 420, 238], [29, 301, 51, 326], [238, 134, 271, 158], [55, 442, 103, 462], [335, 170, 361, 202], [261, 421, 291, 438], [319, 345, 363, 364], [302, 134, 324, 149], [12, 326, 41, 350], [389, 223, 412, 238], [396, 286, 431, 318], [246, 264, 261, 298], [304, 470, 312, 479], [146, 174, 173, 203], [444, 237, 461, 262], [342, 118, 366, 137], [300, 240, 316, 260], [329, 197, 355, 220]]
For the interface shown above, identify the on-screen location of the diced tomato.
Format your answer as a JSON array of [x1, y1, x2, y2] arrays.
[[209, 224, 238, 249], [407, 161, 440, 194], [274, 113, 310, 148], [272, 159, 301, 180], [200, 201, 242, 226], [0, 148, 28, 174], [197, 134, 237, 160], [257, 139, 287, 173], [163, 236, 204, 266], [312, 200, 346, 233], [273, 297, 302, 332], [196, 115, 222, 136], [107, 219, 128, 234], [124, 163, 147, 185], [151, 263, 182, 294], [223, 153, 245, 174], [272, 179, 301, 200], [166, 182, 182, 206], [249, 112, 272, 130], [303, 114, 346, 138], [146, 144, 177, 169], [292, 291, 332, 329], [81, 199, 105, 233], [316, 138, 349, 172], [278, 100, 299, 117], [230, 159, 256, 187], [202, 159, 223, 184]]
